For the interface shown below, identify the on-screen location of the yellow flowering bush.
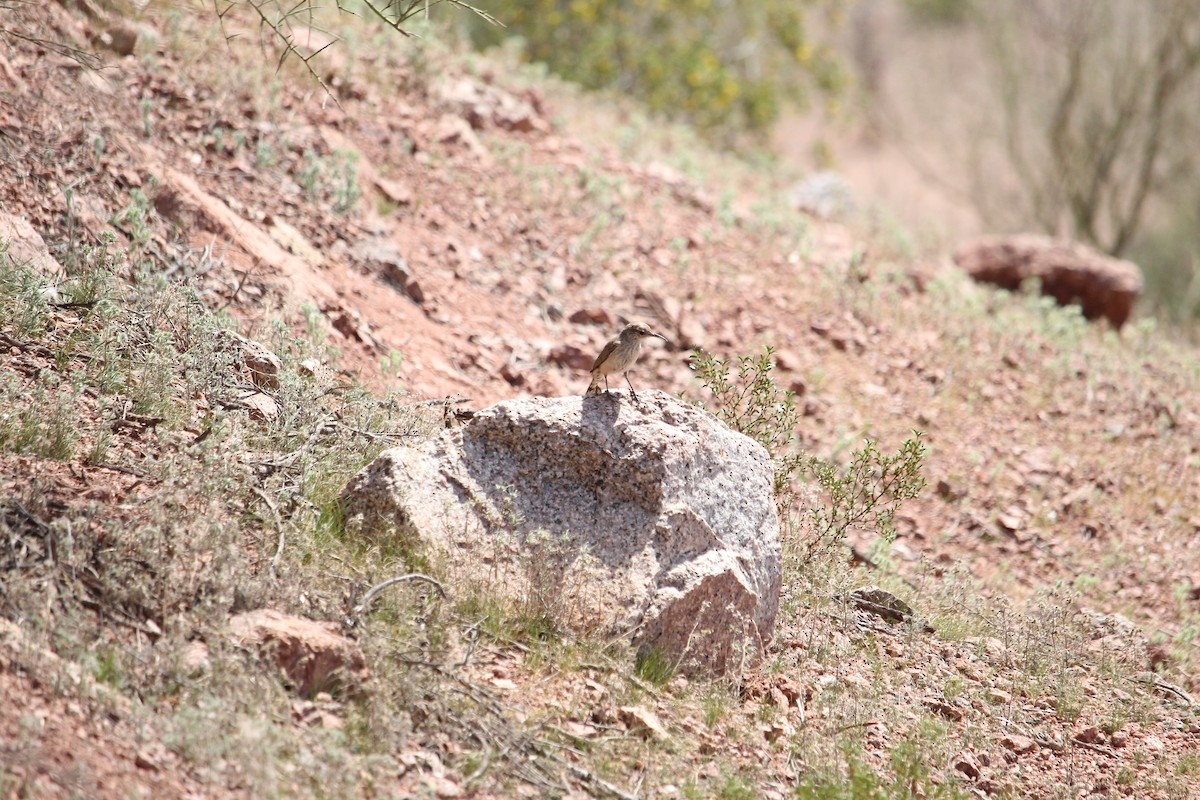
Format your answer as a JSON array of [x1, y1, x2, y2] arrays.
[[469, 0, 845, 138]]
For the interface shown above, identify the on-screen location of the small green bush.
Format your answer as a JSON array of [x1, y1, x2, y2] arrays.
[[691, 346, 926, 557]]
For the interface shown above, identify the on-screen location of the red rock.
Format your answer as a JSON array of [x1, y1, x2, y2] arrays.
[[953, 234, 1142, 328], [568, 307, 614, 326], [618, 705, 669, 741], [985, 688, 1013, 705], [100, 23, 139, 57], [229, 609, 368, 697], [374, 177, 414, 206], [0, 211, 62, 275], [218, 330, 283, 390], [547, 344, 593, 371], [924, 697, 964, 721], [773, 349, 801, 372], [241, 391, 279, 422], [953, 753, 981, 779], [776, 677, 804, 706], [1000, 734, 1036, 755], [500, 361, 526, 386]]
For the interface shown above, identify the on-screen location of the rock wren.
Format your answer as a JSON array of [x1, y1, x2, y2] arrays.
[[585, 322, 668, 400]]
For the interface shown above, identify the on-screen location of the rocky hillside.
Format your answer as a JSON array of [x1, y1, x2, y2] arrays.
[[2, 3, 1198, 798]]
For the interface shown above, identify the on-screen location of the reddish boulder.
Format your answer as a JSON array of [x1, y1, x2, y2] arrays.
[[953, 234, 1142, 328], [547, 343, 594, 371], [229, 609, 367, 697]]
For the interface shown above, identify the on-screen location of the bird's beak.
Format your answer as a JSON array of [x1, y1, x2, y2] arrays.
[[652, 332, 668, 342]]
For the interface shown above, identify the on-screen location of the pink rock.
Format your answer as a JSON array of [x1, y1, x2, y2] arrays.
[[954, 234, 1142, 328], [229, 609, 367, 697], [568, 307, 615, 326]]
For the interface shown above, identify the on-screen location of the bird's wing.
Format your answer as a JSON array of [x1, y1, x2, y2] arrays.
[[590, 339, 619, 372]]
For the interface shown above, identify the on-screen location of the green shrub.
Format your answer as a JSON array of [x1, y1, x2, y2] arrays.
[[903, 0, 974, 24], [691, 346, 926, 558], [468, 0, 845, 140]]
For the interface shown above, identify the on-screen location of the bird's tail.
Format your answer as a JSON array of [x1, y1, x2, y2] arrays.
[[585, 374, 602, 395]]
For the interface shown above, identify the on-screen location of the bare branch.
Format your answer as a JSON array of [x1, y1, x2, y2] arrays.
[[353, 573, 447, 619]]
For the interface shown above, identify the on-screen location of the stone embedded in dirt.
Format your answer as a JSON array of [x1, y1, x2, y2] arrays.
[[0, 211, 62, 275], [217, 330, 283, 390], [568, 307, 615, 326], [986, 688, 1013, 705], [240, 390, 279, 422], [353, 239, 425, 304], [134, 748, 161, 771], [434, 77, 548, 134], [547, 343, 594, 372], [433, 113, 492, 163], [953, 234, 1143, 329], [996, 508, 1027, 540], [776, 677, 805, 706], [637, 162, 715, 213], [340, 391, 782, 675], [773, 349, 802, 372], [618, 705, 669, 741], [763, 720, 792, 743], [953, 752, 981, 779], [99, 23, 139, 57], [766, 686, 790, 710], [1000, 734, 1036, 755], [847, 586, 931, 631], [374, 177, 414, 206], [809, 313, 867, 353], [924, 697, 964, 721], [228, 609, 367, 697], [331, 308, 385, 352]]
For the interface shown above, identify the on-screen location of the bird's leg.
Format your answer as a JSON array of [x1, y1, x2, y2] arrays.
[[604, 376, 611, 394], [625, 373, 639, 403]]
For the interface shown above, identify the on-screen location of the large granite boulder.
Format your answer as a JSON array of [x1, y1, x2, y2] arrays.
[[953, 234, 1143, 328], [341, 390, 782, 674]]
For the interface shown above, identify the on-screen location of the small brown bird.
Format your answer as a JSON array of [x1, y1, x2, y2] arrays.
[[585, 322, 668, 400]]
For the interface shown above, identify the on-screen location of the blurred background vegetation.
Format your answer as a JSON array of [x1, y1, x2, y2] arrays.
[[867, 0, 1200, 326], [165, 0, 1200, 327], [462, 0, 847, 140], [455, 0, 1200, 327]]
